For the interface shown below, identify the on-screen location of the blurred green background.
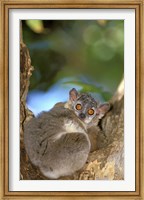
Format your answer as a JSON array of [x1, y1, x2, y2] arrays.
[[22, 20, 124, 116]]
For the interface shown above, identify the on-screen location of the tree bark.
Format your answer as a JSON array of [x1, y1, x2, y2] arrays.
[[20, 41, 124, 180]]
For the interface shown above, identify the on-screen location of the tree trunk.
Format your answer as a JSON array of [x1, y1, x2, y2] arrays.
[[20, 41, 124, 180]]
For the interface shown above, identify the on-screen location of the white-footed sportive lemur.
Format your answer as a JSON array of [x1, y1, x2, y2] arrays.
[[24, 88, 110, 179]]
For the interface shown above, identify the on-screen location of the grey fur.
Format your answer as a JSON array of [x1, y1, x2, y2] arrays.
[[24, 88, 110, 179]]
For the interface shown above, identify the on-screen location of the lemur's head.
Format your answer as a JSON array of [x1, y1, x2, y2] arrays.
[[66, 88, 110, 124]]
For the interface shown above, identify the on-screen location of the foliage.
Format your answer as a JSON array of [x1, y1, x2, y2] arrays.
[[22, 20, 124, 114]]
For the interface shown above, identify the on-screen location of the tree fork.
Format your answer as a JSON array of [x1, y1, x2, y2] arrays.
[[20, 41, 124, 180]]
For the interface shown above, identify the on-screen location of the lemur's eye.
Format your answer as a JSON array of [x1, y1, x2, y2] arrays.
[[88, 109, 95, 115], [76, 104, 82, 110]]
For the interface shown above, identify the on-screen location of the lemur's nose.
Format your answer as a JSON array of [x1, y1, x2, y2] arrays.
[[79, 113, 86, 119]]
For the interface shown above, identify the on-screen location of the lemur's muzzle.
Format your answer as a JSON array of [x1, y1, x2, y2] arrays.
[[79, 113, 86, 119]]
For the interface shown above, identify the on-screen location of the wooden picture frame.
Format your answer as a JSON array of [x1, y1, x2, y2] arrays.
[[0, 0, 143, 199]]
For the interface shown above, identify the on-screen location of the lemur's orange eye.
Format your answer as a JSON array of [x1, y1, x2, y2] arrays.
[[76, 104, 82, 110], [88, 109, 94, 115]]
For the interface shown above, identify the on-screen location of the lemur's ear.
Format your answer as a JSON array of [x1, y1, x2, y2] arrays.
[[96, 103, 110, 119], [69, 88, 78, 102]]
